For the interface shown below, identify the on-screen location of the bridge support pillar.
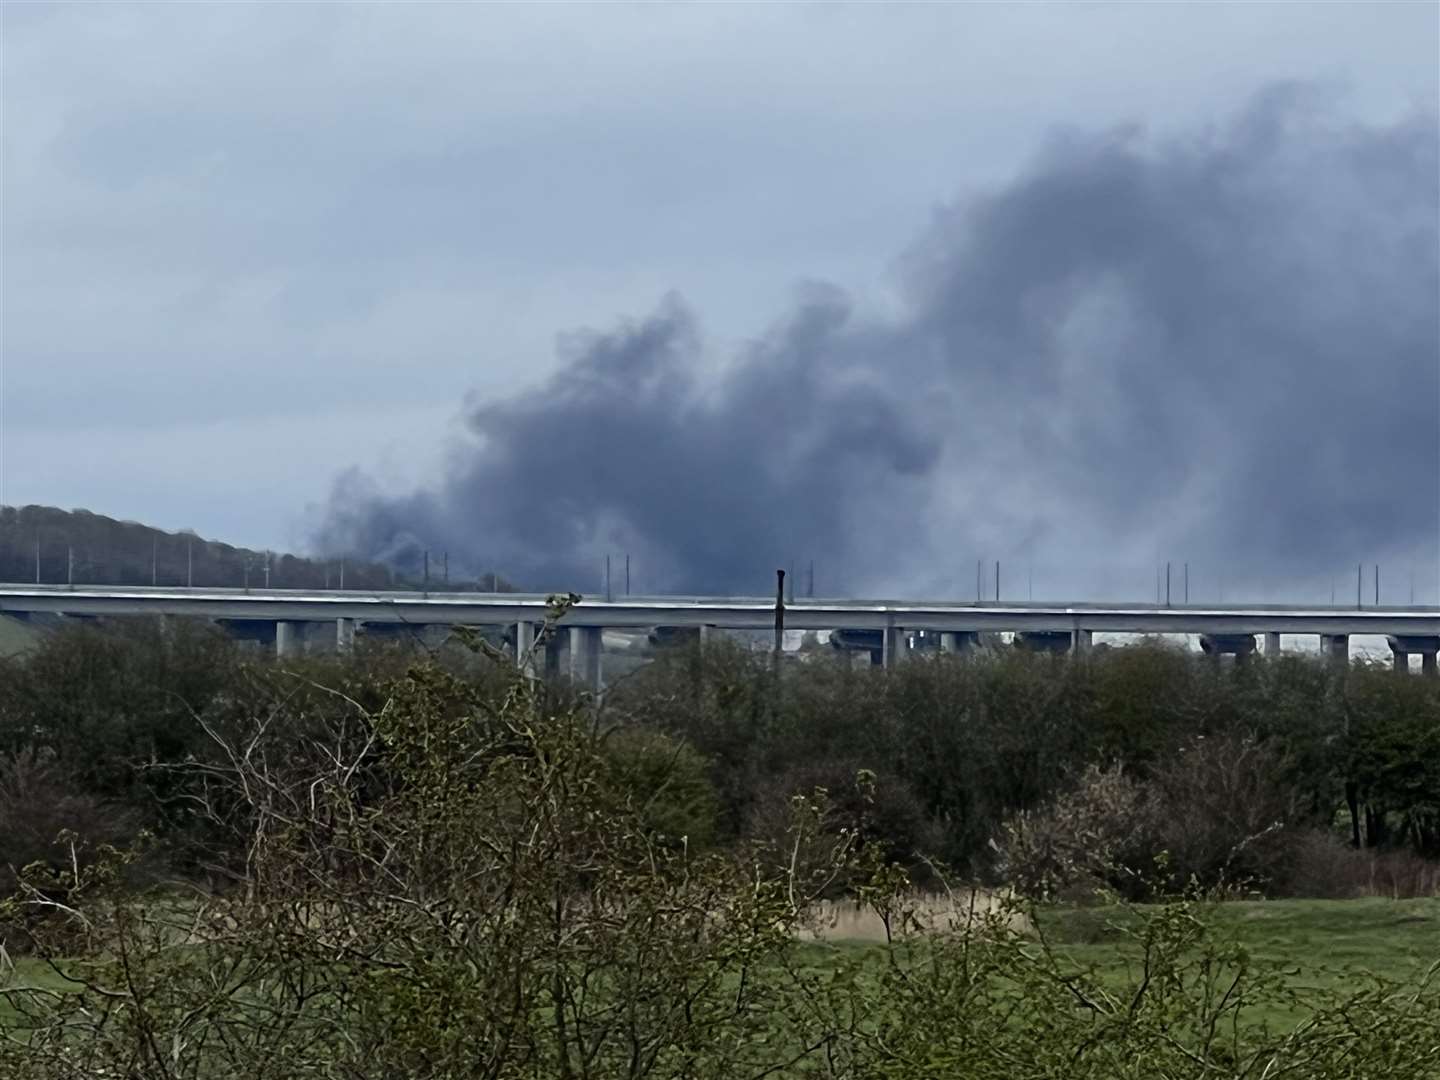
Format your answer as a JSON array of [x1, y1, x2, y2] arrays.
[[543, 629, 562, 679], [1265, 632, 1281, 657], [513, 620, 534, 670], [1388, 636, 1440, 677], [336, 618, 357, 652], [882, 626, 906, 668], [1016, 631, 1074, 654], [567, 626, 603, 691], [1071, 628, 1093, 654], [1320, 634, 1350, 665], [1199, 634, 1257, 665], [276, 621, 300, 658]]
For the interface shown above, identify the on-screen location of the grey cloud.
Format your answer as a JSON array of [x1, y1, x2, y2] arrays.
[[319, 89, 1438, 598]]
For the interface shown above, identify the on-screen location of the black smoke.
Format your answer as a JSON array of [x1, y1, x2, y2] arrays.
[[318, 88, 1439, 601]]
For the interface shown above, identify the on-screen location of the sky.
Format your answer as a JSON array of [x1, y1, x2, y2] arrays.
[[2, 2, 1437, 601]]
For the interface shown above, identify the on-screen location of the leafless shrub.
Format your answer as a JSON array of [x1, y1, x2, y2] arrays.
[[1149, 730, 1301, 891], [0, 747, 145, 953], [746, 760, 942, 891], [1283, 830, 1440, 899], [994, 762, 1161, 900], [997, 733, 1305, 900], [0, 748, 143, 893]]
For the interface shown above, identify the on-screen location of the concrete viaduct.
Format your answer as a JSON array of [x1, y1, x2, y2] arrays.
[[1, 584, 1437, 689]]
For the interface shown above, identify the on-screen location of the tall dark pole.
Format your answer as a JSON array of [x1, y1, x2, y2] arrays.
[[1357, 563, 1363, 609], [152, 537, 158, 586], [34, 535, 40, 584], [976, 559, 982, 603], [808, 560, 814, 599], [605, 555, 612, 602], [1184, 562, 1189, 604], [774, 569, 786, 667], [423, 550, 430, 588], [1374, 564, 1379, 607], [625, 553, 631, 596], [1166, 561, 1171, 607], [995, 561, 1000, 602], [67, 546, 74, 588], [187, 538, 193, 587], [443, 551, 448, 585]]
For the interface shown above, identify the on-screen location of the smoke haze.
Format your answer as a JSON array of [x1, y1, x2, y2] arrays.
[[318, 88, 1439, 601]]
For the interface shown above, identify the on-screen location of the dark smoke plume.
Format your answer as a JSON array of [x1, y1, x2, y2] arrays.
[[318, 88, 1439, 601]]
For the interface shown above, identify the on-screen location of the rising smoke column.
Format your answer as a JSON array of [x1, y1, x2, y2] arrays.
[[318, 87, 1439, 599]]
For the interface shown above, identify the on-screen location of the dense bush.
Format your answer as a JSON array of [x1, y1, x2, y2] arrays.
[[2, 620, 1438, 895], [0, 619, 239, 832], [3, 647, 1437, 1079], [996, 733, 1303, 900], [611, 640, 1440, 880], [0, 748, 142, 895]]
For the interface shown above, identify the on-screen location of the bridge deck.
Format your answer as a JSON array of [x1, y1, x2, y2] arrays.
[[2, 584, 1436, 637]]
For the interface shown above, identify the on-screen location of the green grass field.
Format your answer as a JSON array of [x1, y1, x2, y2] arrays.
[[1039, 896, 1439, 985], [795, 896, 1440, 1033], [6, 897, 1437, 1059]]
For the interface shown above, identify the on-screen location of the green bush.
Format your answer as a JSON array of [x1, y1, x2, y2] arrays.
[[4, 652, 1438, 1079]]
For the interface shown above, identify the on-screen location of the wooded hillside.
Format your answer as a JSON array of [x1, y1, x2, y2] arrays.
[[0, 505, 396, 590]]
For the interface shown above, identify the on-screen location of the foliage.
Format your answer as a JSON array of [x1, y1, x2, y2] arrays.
[[995, 761, 1160, 901], [840, 894, 1440, 1079], [1, 630, 1439, 1077], [0, 618, 240, 829], [611, 643, 1440, 877], [0, 647, 853, 1078], [996, 733, 1303, 901]]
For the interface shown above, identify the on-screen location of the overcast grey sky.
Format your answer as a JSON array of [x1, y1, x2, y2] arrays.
[[2, 2, 1437, 598]]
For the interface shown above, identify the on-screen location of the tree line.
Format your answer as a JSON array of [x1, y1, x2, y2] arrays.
[[1, 616, 1436, 901], [0, 505, 517, 592], [1, 611, 1436, 1078]]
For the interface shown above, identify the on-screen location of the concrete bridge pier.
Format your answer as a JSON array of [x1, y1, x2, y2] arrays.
[[1015, 631, 1073, 654], [882, 626, 907, 668], [567, 626, 603, 691], [1071, 628, 1093, 654], [513, 620, 534, 671], [938, 631, 979, 654], [543, 630, 562, 680], [336, 618, 358, 651], [1388, 636, 1440, 676], [1265, 632, 1281, 657], [1320, 634, 1350, 664], [276, 621, 300, 658], [1199, 634, 1257, 664]]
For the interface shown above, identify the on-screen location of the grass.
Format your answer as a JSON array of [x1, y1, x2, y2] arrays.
[[7, 897, 1437, 1058], [794, 896, 1440, 1035], [0, 955, 85, 1029], [1039, 896, 1440, 986]]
